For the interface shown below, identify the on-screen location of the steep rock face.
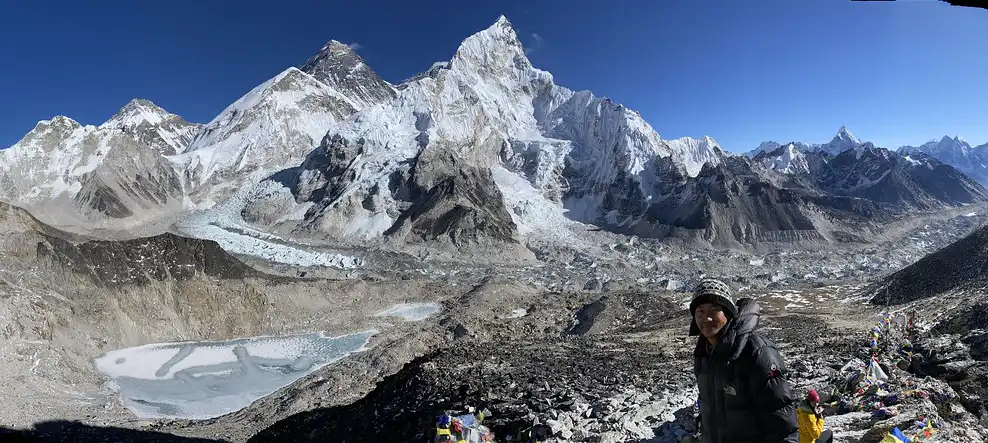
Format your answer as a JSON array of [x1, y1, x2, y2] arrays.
[[72, 137, 185, 221], [900, 136, 988, 185], [751, 128, 988, 214], [300, 40, 397, 109], [383, 149, 522, 250], [243, 20, 987, 251], [745, 141, 782, 158], [171, 68, 361, 207], [99, 99, 201, 156]]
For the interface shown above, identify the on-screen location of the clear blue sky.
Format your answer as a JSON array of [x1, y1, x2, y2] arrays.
[[2, 0, 986, 152]]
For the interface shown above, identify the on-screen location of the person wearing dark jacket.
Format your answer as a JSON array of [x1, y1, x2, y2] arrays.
[[690, 279, 799, 443]]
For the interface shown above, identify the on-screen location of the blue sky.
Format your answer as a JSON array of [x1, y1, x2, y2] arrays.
[[1, 0, 986, 152]]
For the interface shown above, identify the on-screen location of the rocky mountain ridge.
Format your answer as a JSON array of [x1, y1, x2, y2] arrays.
[[900, 135, 988, 185]]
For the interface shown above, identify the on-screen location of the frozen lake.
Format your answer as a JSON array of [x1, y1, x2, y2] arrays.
[[373, 302, 441, 322], [93, 330, 376, 419]]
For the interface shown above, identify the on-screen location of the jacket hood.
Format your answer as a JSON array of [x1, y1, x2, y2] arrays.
[[695, 297, 761, 361], [797, 399, 814, 414]]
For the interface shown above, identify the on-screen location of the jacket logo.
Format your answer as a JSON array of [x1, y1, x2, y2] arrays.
[[724, 385, 737, 396]]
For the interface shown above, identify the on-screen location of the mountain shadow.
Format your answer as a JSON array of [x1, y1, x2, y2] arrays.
[[0, 421, 230, 443]]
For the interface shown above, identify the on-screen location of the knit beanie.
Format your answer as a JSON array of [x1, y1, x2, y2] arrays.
[[689, 278, 738, 336], [807, 389, 820, 403]]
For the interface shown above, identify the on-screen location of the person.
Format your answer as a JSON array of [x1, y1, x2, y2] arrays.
[[797, 389, 833, 443], [690, 278, 799, 443]]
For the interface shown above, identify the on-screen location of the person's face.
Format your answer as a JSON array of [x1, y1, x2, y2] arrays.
[[694, 302, 729, 339]]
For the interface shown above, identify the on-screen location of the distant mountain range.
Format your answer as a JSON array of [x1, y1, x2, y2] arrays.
[[747, 128, 988, 186], [1, 15, 986, 256]]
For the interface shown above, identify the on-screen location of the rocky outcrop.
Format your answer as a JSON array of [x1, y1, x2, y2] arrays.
[[247, 337, 698, 443], [865, 222, 988, 429], [567, 291, 681, 336], [913, 302, 988, 425], [36, 233, 261, 286], [867, 223, 988, 305], [383, 150, 522, 250]]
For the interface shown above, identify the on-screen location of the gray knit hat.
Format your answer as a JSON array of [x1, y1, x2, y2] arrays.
[[689, 278, 738, 336]]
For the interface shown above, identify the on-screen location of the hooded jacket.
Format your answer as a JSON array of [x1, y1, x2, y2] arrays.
[[694, 298, 799, 443], [796, 399, 825, 443]]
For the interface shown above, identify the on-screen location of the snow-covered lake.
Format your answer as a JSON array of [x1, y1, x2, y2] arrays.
[[93, 330, 376, 419]]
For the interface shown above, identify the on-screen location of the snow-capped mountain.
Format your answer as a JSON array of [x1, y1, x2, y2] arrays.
[[811, 144, 987, 210], [752, 143, 810, 174], [0, 117, 161, 207], [745, 141, 781, 158], [72, 138, 184, 222], [0, 113, 189, 228], [751, 129, 988, 211], [99, 99, 201, 156], [899, 136, 988, 185], [665, 136, 727, 177], [170, 67, 367, 207], [3, 15, 986, 252], [241, 16, 726, 248], [811, 125, 861, 156], [623, 154, 878, 245], [171, 42, 400, 208], [748, 126, 862, 159], [231, 17, 988, 250], [300, 40, 397, 109], [0, 117, 104, 205]]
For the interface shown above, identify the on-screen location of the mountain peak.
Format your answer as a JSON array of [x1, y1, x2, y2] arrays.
[[99, 98, 185, 134], [123, 98, 158, 109], [315, 40, 356, 57], [43, 115, 82, 128], [834, 126, 859, 143], [921, 135, 972, 151], [116, 98, 169, 115], [452, 15, 527, 69], [300, 39, 395, 109]]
